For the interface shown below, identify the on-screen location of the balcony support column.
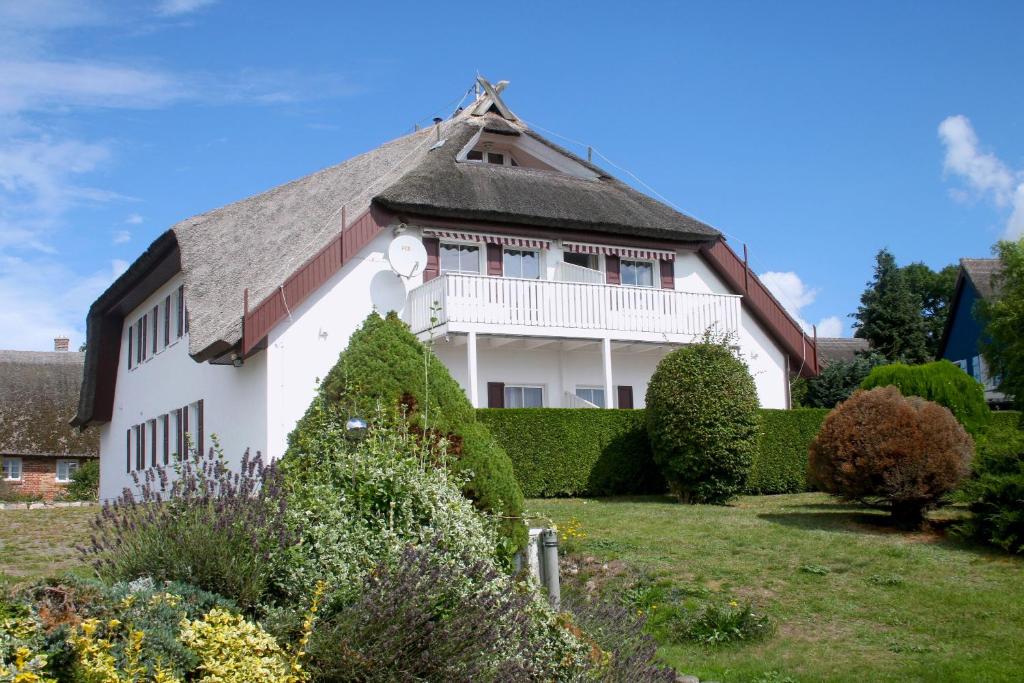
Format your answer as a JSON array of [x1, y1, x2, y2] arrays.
[[602, 337, 613, 409], [467, 331, 479, 408]]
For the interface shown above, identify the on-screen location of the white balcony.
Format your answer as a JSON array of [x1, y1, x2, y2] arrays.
[[406, 273, 741, 344]]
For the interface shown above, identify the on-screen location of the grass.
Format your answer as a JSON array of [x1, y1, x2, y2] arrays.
[[0, 506, 95, 585], [530, 493, 1024, 683]]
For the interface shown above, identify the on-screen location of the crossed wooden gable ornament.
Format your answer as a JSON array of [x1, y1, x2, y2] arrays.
[[471, 76, 516, 120]]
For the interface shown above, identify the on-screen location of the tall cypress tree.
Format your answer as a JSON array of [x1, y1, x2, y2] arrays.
[[853, 249, 929, 363]]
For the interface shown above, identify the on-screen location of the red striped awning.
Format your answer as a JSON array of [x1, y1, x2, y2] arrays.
[[563, 240, 675, 261], [422, 229, 549, 250]]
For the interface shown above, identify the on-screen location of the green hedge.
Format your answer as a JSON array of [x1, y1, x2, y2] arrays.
[[747, 408, 830, 494], [478, 407, 828, 497], [991, 410, 1023, 432], [477, 409, 662, 497]]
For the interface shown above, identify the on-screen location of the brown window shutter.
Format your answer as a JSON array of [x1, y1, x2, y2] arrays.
[[616, 385, 634, 409], [197, 399, 205, 456], [141, 315, 148, 360], [151, 306, 159, 354], [127, 326, 133, 369], [660, 260, 674, 289], [182, 405, 189, 455], [136, 320, 143, 364], [177, 286, 185, 338], [422, 237, 440, 281], [150, 421, 157, 468], [164, 295, 171, 346], [605, 255, 620, 284], [487, 382, 505, 408], [176, 409, 184, 460], [162, 414, 170, 464], [140, 422, 146, 470], [486, 243, 503, 276], [126, 428, 131, 473]]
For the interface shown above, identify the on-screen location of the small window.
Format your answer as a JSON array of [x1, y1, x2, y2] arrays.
[[620, 260, 655, 287], [503, 249, 540, 279], [163, 295, 171, 348], [505, 385, 544, 408], [134, 424, 144, 471], [440, 243, 481, 274], [466, 149, 483, 161], [486, 152, 505, 165], [176, 285, 186, 339], [151, 306, 159, 355], [127, 325, 134, 370], [56, 459, 79, 483], [2, 457, 22, 481], [575, 386, 605, 408]]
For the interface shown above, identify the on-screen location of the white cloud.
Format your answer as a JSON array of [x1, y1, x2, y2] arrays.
[[113, 230, 131, 244], [938, 114, 1024, 239], [759, 270, 846, 338], [125, 213, 144, 224], [0, 256, 124, 350], [156, 0, 218, 16]]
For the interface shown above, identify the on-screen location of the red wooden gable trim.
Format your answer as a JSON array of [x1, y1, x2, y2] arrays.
[[242, 205, 394, 355], [701, 238, 819, 377]]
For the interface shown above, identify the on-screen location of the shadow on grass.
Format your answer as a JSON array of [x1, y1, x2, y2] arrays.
[[758, 510, 895, 535]]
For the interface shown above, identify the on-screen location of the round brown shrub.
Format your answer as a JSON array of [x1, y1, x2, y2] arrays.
[[808, 386, 973, 528]]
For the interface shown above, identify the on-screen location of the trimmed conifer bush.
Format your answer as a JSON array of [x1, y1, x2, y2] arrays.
[[287, 312, 526, 551], [809, 386, 973, 528], [860, 359, 991, 434], [645, 341, 760, 504]]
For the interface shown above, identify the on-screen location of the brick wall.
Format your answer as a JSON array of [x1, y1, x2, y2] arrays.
[[1, 455, 93, 501]]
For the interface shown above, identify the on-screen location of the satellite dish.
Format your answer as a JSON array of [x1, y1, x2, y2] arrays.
[[387, 234, 428, 278]]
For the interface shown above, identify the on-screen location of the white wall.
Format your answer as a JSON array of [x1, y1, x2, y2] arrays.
[[98, 273, 268, 500], [265, 229, 420, 458], [675, 251, 790, 408]]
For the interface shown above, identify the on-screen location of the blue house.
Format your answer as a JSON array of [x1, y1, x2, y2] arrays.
[[937, 258, 1010, 406]]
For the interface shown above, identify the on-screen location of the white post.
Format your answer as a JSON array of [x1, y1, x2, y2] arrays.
[[467, 331, 479, 408], [602, 337, 613, 409]]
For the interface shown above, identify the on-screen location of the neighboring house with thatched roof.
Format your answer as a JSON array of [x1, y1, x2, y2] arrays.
[[74, 79, 820, 500], [1, 341, 99, 501], [815, 337, 870, 367], [937, 257, 1009, 406]]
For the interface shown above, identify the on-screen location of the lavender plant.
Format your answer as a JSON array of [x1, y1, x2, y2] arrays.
[[81, 445, 291, 609]]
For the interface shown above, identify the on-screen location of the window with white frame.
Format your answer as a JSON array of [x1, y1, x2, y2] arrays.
[[575, 386, 606, 408], [465, 148, 519, 166], [503, 249, 540, 279], [56, 459, 79, 483], [504, 385, 544, 408], [620, 260, 655, 287], [2, 457, 22, 481], [440, 243, 481, 274], [563, 252, 599, 270]]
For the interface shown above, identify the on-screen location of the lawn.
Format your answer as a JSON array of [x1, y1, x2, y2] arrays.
[[530, 493, 1024, 683], [0, 506, 95, 585]]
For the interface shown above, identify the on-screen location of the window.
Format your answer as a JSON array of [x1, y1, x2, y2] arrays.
[[164, 295, 171, 347], [466, 149, 483, 161], [135, 318, 144, 365], [620, 260, 655, 287], [440, 243, 481, 274], [486, 152, 504, 165], [176, 285, 186, 339], [2, 457, 22, 481], [151, 306, 159, 355], [563, 252, 599, 270], [504, 385, 544, 408], [127, 324, 134, 370], [56, 459, 79, 483], [464, 147, 518, 166], [575, 386, 606, 408], [503, 249, 540, 279], [170, 409, 182, 460], [134, 424, 144, 470]]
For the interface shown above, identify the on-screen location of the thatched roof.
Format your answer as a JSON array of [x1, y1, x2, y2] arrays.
[[1, 351, 98, 457], [816, 337, 870, 366], [75, 105, 730, 427], [961, 258, 1001, 299]]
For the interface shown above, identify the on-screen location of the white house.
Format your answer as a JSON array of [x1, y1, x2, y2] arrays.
[[74, 79, 820, 500]]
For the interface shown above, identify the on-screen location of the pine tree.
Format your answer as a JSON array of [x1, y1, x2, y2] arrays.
[[853, 249, 929, 363]]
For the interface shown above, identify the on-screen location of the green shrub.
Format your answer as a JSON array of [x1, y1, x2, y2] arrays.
[[288, 312, 525, 550], [279, 416, 502, 603], [645, 341, 760, 503], [748, 409, 829, 494], [477, 409, 662, 497], [861, 359, 991, 434], [803, 353, 887, 408], [956, 419, 1024, 552], [991, 410, 1023, 432], [63, 459, 99, 501]]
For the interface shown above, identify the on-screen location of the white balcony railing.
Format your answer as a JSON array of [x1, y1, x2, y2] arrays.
[[564, 392, 600, 409], [406, 273, 741, 342], [555, 261, 606, 285]]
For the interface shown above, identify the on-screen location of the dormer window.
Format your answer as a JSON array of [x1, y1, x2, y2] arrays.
[[464, 147, 519, 167]]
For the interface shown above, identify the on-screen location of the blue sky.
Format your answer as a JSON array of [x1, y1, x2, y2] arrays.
[[1, 0, 1022, 350]]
